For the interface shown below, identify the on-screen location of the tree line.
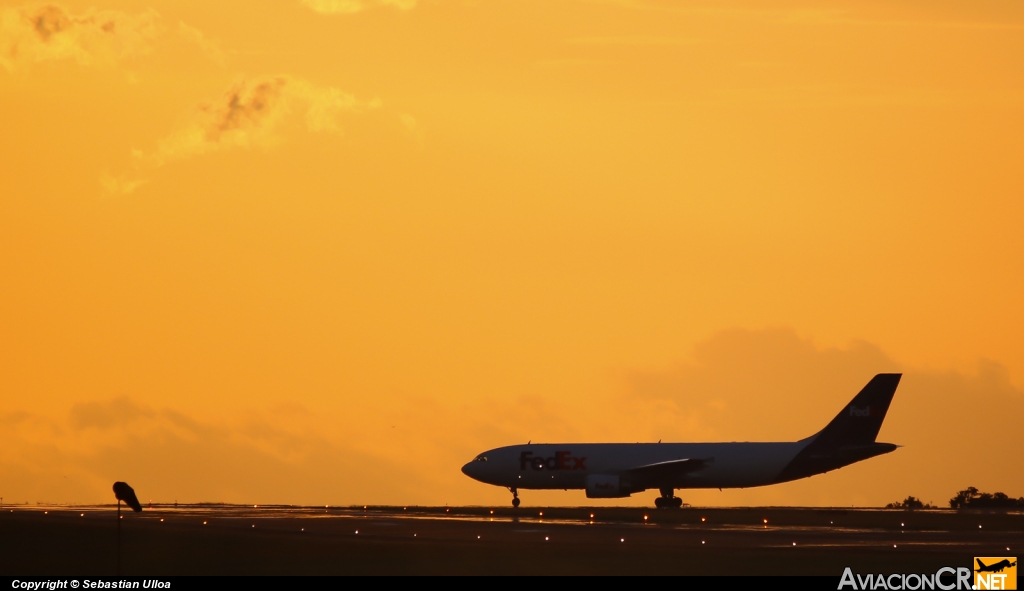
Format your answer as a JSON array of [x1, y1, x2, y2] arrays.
[[885, 487, 1024, 510]]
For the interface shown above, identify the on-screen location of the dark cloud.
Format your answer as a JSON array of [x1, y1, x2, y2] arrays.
[[0, 4, 160, 70], [70, 397, 155, 430], [3, 328, 1019, 507], [207, 77, 287, 139], [1, 4, 223, 71], [31, 6, 71, 41], [626, 328, 901, 441], [1, 399, 411, 505], [106, 76, 378, 194]]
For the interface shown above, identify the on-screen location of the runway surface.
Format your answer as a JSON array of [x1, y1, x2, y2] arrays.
[[1, 504, 1020, 575]]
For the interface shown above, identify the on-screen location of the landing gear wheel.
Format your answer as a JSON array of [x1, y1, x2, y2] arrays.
[[655, 488, 682, 509], [512, 497, 520, 508], [511, 488, 520, 508]]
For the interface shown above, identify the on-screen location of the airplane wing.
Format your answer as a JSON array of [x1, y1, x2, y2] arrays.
[[624, 458, 709, 484]]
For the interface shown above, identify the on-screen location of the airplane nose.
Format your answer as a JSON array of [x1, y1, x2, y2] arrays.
[[461, 461, 474, 477]]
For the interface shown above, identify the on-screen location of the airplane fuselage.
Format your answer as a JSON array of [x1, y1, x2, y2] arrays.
[[461, 374, 903, 506], [462, 440, 895, 494]]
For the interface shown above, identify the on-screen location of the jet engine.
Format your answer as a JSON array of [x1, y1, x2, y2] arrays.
[[585, 474, 632, 498]]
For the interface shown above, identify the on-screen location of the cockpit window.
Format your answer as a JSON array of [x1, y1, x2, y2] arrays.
[[474, 456, 488, 462]]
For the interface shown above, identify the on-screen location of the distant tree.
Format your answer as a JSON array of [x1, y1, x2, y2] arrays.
[[949, 487, 979, 510], [949, 487, 1024, 509], [885, 496, 929, 509]]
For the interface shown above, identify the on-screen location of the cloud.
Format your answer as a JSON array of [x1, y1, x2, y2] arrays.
[[564, 36, 700, 45], [534, 58, 624, 69], [0, 4, 228, 72], [624, 328, 900, 441], [0, 4, 160, 71], [622, 328, 1024, 507], [106, 75, 381, 194], [71, 397, 155, 430], [301, 0, 417, 15], [157, 75, 379, 157], [771, 8, 1024, 30], [0, 393, 590, 506], [176, 21, 226, 67], [4, 329, 1018, 507], [0, 399, 411, 505]]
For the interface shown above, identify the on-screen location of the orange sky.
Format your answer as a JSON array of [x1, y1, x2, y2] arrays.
[[1, 0, 1022, 508]]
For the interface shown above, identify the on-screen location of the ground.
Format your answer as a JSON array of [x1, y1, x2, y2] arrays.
[[1, 505, 1019, 575]]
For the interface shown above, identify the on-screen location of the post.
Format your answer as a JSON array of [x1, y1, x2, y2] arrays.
[[117, 500, 121, 576]]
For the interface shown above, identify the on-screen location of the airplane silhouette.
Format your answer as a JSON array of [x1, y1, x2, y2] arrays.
[[976, 559, 1016, 574]]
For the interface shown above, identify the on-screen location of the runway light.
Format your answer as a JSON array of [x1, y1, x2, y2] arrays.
[[80, 513, 84, 517], [590, 513, 594, 519], [643, 515, 648, 522], [252, 525, 255, 528], [414, 534, 417, 537], [203, 521, 207, 525], [254, 505, 257, 508], [701, 540, 705, 545], [701, 517, 706, 522], [545, 536, 549, 541], [355, 530, 359, 534], [894, 545, 897, 548], [490, 510, 494, 514], [477, 536, 481, 539], [160, 518, 164, 522], [978, 525, 982, 529], [301, 528, 304, 531], [763, 519, 768, 524], [620, 538, 624, 542], [120, 516, 123, 519], [44, 511, 47, 514], [792, 542, 796, 546], [539, 511, 544, 516]]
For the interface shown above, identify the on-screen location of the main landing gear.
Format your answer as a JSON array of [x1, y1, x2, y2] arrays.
[[510, 488, 520, 508], [654, 488, 683, 509]]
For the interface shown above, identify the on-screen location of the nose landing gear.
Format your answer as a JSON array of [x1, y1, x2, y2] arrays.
[[510, 488, 520, 508], [654, 488, 683, 509]]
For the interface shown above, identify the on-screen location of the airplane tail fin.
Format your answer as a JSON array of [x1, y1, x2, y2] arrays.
[[977, 559, 988, 570], [811, 374, 901, 448]]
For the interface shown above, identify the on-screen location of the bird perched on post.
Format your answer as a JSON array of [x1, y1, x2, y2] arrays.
[[113, 482, 142, 512]]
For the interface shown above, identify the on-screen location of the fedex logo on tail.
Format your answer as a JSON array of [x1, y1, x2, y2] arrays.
[[849, 406, 873, 417], [519, 451, 587, 471]]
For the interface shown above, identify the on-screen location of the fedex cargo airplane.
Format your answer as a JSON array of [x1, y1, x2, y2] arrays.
[[462, 373, 901, 508]]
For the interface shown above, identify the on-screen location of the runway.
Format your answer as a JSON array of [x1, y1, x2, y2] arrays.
[[1, 505, 1020, 575]]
